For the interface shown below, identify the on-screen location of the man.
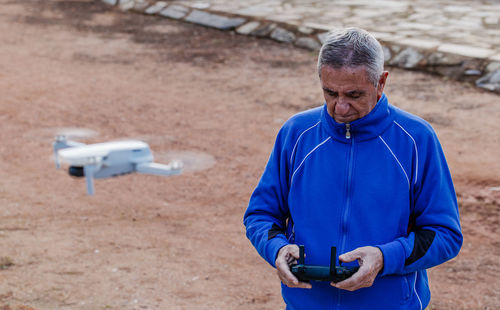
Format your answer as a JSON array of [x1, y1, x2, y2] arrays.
[[243, 27, 462, 309]]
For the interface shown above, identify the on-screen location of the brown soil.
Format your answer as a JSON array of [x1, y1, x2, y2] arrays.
[[0, 1, 498, 309]]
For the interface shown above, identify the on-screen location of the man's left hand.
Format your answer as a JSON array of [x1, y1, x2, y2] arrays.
[[331, 246, 384, 291]]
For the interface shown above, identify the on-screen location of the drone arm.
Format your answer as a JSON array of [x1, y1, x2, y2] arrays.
[[136, 161, 182, 176], [53, 138, 86, 169]]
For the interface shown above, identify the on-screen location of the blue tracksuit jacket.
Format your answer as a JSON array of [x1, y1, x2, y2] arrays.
[[244, 94, 462, 309]]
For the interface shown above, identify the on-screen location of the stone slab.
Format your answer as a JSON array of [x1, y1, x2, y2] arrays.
[[397, 22, 435, 30], [383, 46, 391, 62], [378, 35, 406, 43], [159, 5, 189, 20], [191, 2, 210, 9], [185, 10, 246, 30], [317, 32, 329, 44], [250, 23, 277, 37], [438, 44, 495, 59], [102, 0, 117, 5], [486, 62, 500, 73], [427, 52, 465, 66], [270, 27, 296, 43], [145, 2, 168, 15], [236, 21, 261, 35], [399, 38, 440, 50], [484, 16, 499, 25], [295, 37, 321, 51], [303, 22, 336, 32], [390, 47, 424, 68], [298, 26, 314, 35], [476, 70, 500, 91], [490, 54, 500, 62], [118, 0, 135, 11], [132, 0, 150, 12], [370, 32, 396, 41]]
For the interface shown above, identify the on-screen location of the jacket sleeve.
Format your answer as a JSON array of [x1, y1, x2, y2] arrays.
[[243, 127, 292, 268], [377, 127, 463, 276]]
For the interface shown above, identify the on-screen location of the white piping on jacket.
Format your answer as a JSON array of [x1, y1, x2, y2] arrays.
[[378, 136, 410, 189], [414, 271, 423, 310], [291, 137, 331, 184], [394, 121, 419, 185], [290, 121, 321, 165]]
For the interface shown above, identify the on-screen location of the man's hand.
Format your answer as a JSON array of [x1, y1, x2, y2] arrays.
[[275, 245, 312, 289], [331, 246, 384, 291]]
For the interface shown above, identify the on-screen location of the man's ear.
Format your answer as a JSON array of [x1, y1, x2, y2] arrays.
[[377, 71, 389, 100]]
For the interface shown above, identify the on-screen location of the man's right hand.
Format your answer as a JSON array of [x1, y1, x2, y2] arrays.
[[275, 244, 312, 289]]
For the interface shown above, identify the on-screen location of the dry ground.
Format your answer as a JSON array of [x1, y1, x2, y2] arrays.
[[0, 1, 499, 309]]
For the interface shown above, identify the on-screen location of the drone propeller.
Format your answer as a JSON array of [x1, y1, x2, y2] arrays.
[[53, 136, 64, 169], [53, 135, 86, 168], [136, 161, 183, 176], [54, 128, 98, 140]]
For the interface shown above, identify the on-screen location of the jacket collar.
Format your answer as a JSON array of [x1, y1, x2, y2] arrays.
[[320, 93, 394, 143]]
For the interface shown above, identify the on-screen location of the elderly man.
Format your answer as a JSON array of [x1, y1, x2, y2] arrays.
[[244, 28, 462, 309]]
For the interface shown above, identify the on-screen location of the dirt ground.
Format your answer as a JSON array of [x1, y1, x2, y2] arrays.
[[0, 1, 498, 309]]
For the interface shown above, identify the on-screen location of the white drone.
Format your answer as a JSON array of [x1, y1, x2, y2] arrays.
[[53, 136, 182, 195]]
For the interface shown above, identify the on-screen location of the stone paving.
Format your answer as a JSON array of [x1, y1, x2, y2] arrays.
[[103, 0, 500, 93]]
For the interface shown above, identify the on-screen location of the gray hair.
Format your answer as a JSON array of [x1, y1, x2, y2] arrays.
[[317, 27, 384, 86]]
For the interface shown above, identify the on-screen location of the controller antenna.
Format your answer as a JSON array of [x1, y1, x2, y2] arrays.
[[330, 246, 337, 276], [298, 245, 305, 265]]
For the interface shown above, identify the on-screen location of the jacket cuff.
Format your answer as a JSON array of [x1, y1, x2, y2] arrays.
[[376, 240, 406, 276], [266, 235, 289, 268]]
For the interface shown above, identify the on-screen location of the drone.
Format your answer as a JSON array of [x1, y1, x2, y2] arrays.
[[53, 135, 182, 195]]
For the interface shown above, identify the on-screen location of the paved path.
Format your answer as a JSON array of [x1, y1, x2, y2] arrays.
[[173, 0, 500, 56], [107, 0, 500, 92]]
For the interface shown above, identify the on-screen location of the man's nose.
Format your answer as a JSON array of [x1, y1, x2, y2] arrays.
[[335, 99, 350, 115]]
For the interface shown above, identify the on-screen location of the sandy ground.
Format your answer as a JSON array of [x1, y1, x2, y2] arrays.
[[0, 1, 499, 309]]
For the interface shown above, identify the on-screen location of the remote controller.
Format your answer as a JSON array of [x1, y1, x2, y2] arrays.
[[291, 245, 359, 283]]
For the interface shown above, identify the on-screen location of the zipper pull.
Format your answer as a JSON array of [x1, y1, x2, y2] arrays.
[[345, 123, 351, 139]]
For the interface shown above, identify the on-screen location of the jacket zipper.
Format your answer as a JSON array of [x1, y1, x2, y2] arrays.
[[342, 123, 353, 253], [337, 123, 354, 309], [345, 123, 351, 139]]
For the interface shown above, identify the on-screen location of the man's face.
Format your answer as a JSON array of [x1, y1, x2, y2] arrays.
[[320, 65, 388, 123]]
